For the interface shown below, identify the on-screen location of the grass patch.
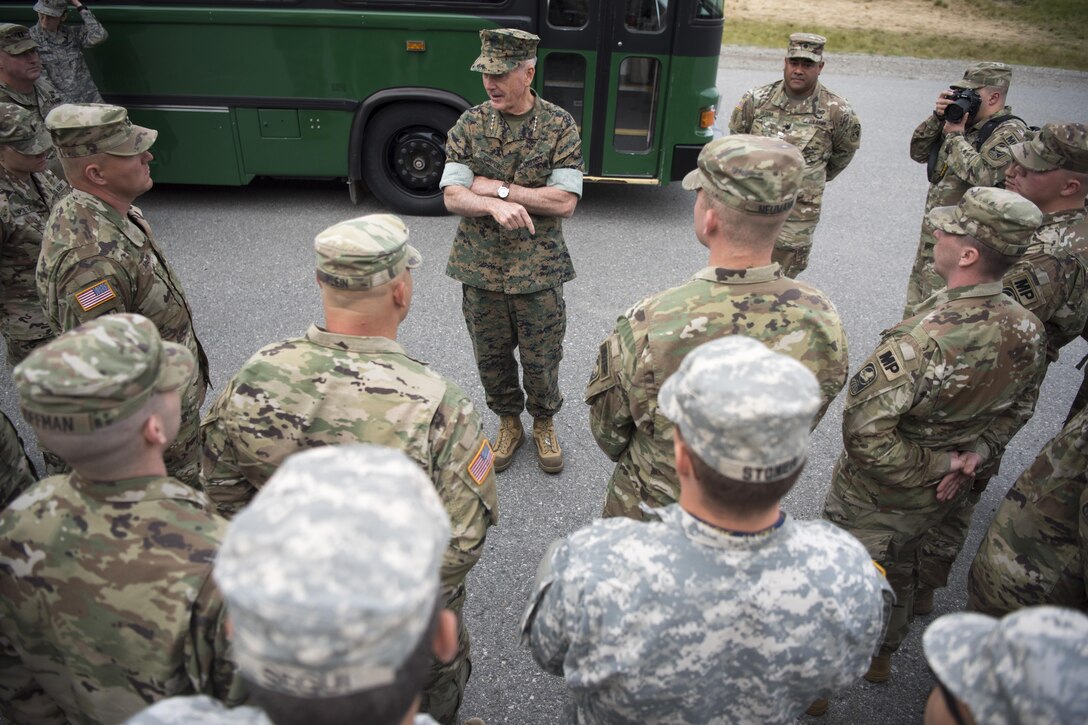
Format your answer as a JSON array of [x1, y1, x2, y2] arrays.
[[724, 17, 1088, 71]]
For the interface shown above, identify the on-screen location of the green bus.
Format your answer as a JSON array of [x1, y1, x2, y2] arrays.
[[2, 0, 723, 214]]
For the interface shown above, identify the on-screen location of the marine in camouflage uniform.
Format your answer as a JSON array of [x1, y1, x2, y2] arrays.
[[201, 215, 496, 725], [923, 607, 1088, 723], [0, 314, 244, 724], [442, 28, 583, 474], [904, 61, 1028, 315], [128, 446, 456, 725], [587, 135, 848, 521], [0, 102, 68, 366], [0, 409, 36, 509], [30, 0, 108, 104], [965, 406, 1088, 616], [37, 103, 209, 488], [526, 337, 892, 724], [823, 187, 1046, 677], [727, 33, 860, 278]]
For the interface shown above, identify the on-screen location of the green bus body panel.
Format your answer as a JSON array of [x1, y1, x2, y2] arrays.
[[126, 106, 248, 184], [235, 108, 353, 176], [658, 53, 720, 183]]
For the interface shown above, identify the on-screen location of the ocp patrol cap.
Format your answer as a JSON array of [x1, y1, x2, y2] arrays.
[[927, 186, 1041, 256], [45, 103, 157, 158], [951, 61, 1012, 90], [659, 335, 820, 483], [682, 134, 804, 216], [1010, 122, 1088, 173], [314, 214, 421, 290], [0, 102, 52, 155], [787, 33, 826, 62], [14, 314, 195, 436], [0, 24, 37, 55], [470, 28, 539, 74]]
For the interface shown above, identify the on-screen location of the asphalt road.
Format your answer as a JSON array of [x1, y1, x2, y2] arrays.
[[3, 48, 1087, 723]]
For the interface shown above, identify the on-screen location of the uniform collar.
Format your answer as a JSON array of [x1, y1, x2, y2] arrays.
[[770, 80, 822, 111], [653, 503, 793, 549], [693, 263, 782, 284], [69, 472, 210, 506], [305, 324, 415, 357]]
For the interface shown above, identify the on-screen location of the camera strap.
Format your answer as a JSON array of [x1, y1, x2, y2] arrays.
[[972, 115, 1026, 152]]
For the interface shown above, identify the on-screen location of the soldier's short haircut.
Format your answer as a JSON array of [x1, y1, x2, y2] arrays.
[[960, 234, 1018, 280], [705, 192, 790, 248], [244, 601, 441, 725], [681, 431, 799, 515], [982, 85, 1008, 101], [520, 56, 538, 71]]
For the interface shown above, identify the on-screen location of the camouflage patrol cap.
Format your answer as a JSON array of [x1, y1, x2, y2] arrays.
[[0, 24, 37, 55], [214, 444, 452, 698], [470, 28, 539, 74], [659, 335, 820, 483], [0, 102, 51, 154], [314, 214, 421, 291], [927, 186, 1042, 256], [1010, 122, 1088, 173], [45, 103, 157, 158], [682, 134, 804, 216], [33, 0, 68, 18], [13, 314, 195, 436], [923, 607, 1088, 725], [787, 33, 826, 62], [951, 61, 1012, 90]]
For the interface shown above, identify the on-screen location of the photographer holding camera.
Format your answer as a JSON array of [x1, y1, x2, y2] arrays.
[[903, 61, 1028, 316]]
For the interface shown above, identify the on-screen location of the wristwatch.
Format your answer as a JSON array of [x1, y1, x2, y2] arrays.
[[497, 183, 510, 199]]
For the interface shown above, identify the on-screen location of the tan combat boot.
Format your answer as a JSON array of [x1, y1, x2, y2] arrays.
[[492, 415, 524, 472], [864, 653, 892, 683], [532, 416, 563, 474], [805, 698, 829, 717]]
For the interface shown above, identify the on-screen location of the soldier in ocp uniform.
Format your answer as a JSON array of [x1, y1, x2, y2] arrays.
[[525, 337, 891, 723], [904, 61, 1028, 315], [824, 187, 1046, 684], [0, 409, 36, 509], [0, 23, 62, 127], [36, 103, 210, 486], [586, 134, 848, 521], [728, 32, 861, 277], [30, 0, 108, 104], [127, 445, 462, 725], [200, 215, 497, 725], [442, 28, 584, 475], [0, 314, 244, 723]]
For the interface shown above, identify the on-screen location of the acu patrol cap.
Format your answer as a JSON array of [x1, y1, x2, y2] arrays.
[[951, 61, 1012, 90], [33, 0, 68, 17], [0, 102, 52, 155], [314, 213, 421, 291], [214, 444, 452, 698], [786, 33, 826, 62], [682, 134, 804, 216], [927, 186, 1042, 256], [45, 103, 157, 158], [13, 314, 195, 436], [659, 335, 820, 483], [0, 23, 37, 55], [470, 28, 539, 74], [923, 607, 1088, 725], [1010, 122, 1088, 174]]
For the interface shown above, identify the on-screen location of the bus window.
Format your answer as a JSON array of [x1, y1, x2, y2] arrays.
[[624, 0, 668, 33], [542, 53, 586, 131], [694, 0, 724, 20], [547, 0, 588, 29], [613, 57, 660, 153]]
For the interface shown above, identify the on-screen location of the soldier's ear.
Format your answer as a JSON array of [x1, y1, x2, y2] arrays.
[[84, 161, 107, 187], [142, 411, 168, 447]]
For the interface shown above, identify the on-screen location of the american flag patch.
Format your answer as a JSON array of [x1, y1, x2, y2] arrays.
[[468, 439, 494, 485], [74, 280, 116, 312]]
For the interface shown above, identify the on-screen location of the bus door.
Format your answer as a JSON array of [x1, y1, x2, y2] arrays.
[[536, 1, 598, 171]]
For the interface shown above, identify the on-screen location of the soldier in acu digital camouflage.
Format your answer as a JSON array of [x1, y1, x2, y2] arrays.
[[823, 186, 1046, 685], [30, 0, 108, 104], [200, 214, 497, 725], [127, 445, 478, 725], [525, 336, 892, 724], [442, 28, 583, 475], [904, 61, 1028, 315], [728, 32, 861, 277], [0, 314, 244, 724], [36, 103, 210, 486], [922, 607, 1088, 723], [586, 134, 848, 521]]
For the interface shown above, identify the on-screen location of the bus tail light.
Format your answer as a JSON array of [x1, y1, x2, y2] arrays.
[[699, 105, 716, 130]]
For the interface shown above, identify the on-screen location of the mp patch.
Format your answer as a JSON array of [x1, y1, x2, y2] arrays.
[[875, 342, 906, 381], [74, 280, 116, 312], [1003, 271, 1041, 309], [849, 362, 877, 396]]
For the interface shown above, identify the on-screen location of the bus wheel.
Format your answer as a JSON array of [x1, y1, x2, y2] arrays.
[[362, 103, 460, 216]]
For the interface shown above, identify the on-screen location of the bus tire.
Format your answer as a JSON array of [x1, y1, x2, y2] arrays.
[[362, 102, 461, 216]]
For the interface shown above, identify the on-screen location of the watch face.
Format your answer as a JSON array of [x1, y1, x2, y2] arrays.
[[498, 186, 509, 199]]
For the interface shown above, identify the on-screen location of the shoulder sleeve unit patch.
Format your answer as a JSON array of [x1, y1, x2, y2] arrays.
[[875, 341, 907, 381], [74, 279, 117, 312], [468, 439, 494, 486], [1003, 271, 1042, 309]]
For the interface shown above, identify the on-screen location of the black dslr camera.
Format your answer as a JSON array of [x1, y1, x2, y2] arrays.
[[943, 88, 981, 123]]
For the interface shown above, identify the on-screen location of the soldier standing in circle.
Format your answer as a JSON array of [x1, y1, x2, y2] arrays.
[[0, 23, 62, 125], [904, 61, 1027, 316], [200, 215, 497, 725], [0, 314, 244, 723], [126, 445, 464, 725], [823, 187, 1046, 684], [586, 135, 848, 521], [30, 0, 108, 104], [525, 336, 892, 723], [0, 409, 36, 509], [36, 103, 210, 488], [728, 32, 861, 278], [442, 28, 583, 475]]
